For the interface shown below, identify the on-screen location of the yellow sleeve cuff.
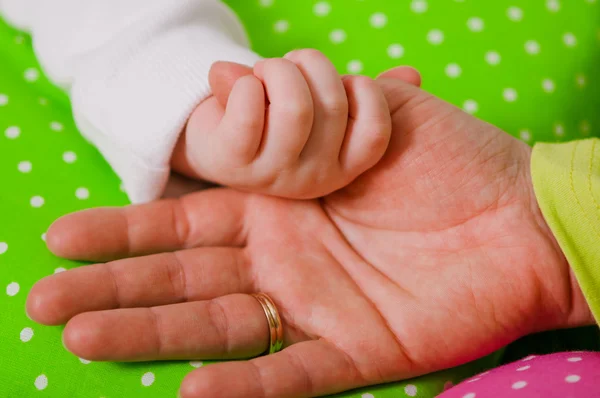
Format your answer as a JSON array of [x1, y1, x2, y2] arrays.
[[531, 139, 600, 325]]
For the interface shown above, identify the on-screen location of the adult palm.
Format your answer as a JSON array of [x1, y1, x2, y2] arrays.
[[28, 71, 591, 398]]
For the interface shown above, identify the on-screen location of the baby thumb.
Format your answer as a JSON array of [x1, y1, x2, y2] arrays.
[[209, 61, 254, 107]]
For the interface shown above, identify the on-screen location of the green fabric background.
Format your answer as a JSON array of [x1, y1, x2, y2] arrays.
[[1, 1, 599, 397]]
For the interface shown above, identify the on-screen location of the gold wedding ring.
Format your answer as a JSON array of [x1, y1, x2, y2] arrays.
[[252, 293, 284, 355]]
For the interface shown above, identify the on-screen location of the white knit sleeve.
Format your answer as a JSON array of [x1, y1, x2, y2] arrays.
[[0, 0, 261, 203]]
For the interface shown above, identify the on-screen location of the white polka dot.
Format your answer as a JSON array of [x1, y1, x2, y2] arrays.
[[555, 123, 565, 136], [404, 384, 417, 397], [519, 129, 532, 142], [258, 0, 273, 6], [427, 29, 444, 45], [41, 233, 46, 241], [329, 29, 347, 44], [542, 79, 556, 93], [525, 40, 541, 55], [507, 6, 524, 21], [387, 43, 405, 59], [445, 63, 462, 78], [79, 358, 91, 364], [463, 100, 478, 114], [75, 187, 90, 200], [463, 393, 476, 398], [50, 122, 64, 131], [0, 94, 8, 106], [369, 12, 388, 28], [517, 365, 531, 371], [20, 327, 34, 342], [18, 161, 32, 173], [547, 0, 561, 12], [14, 35, 24, 44], [485, 51, 501, 65], [347, 60, 364, 74], [467, 17, 484, 32], [141, 372, 155, 387], [38, 97, 48, 105], [580, 121, 591, 134], [5, 126, 21, 139], [63, 151, 77, 163], [565, 374, 581, 383], [503, 88, 518, 102], [467, 377, 481, 383], [361, 394, 374, 398], [563, 33, 577, 47], [54, 268, 66, 273], [567, 356, 582, 362], [313, 2, 331, 17], [30, 196, 45, 208], [576, 74, 587, 87], [273, 20, 289, 33], [512, 381, 528, 390], [410, 0, 428, 13], [189, 361, 203, 368], [0, 242, 7, 254], [35, 375, 48, 390], [7, 282, 20, 296], [24, 68, 39, 82]]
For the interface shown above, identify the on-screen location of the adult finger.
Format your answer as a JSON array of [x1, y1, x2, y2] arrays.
[[46, 189, 249, 262], [179, 340, 371, 398], [27, 247, 251, 325], [62, 294, 270, 362]]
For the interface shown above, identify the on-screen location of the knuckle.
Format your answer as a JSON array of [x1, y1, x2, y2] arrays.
[[320, 96, 348, 117], [234, 114, 264, 136], [292, 48, 326, 63], [276, 100, 313, 125], [207, 299, 232, 355], [345, 74, 374, 88], [263, 57, 292, 73], [363, 120, 392, 151]]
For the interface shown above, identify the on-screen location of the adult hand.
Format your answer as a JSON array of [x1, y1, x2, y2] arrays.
[[27, 69, 593, 398]]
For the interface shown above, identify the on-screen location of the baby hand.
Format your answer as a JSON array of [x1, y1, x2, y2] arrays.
[[175, 49, 392, 199]]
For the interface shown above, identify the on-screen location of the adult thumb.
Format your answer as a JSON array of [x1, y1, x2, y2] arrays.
[[375, 66, 425, 113], [377, 66, 422, 86]]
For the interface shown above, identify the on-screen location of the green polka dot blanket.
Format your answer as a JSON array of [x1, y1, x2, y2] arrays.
[[1, 1, 599, 397]]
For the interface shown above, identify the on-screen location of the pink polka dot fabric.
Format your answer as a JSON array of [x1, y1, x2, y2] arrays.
[[438, 352, 600, 398]]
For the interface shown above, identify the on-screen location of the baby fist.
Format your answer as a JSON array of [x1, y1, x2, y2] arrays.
[[180, 49, 392, 199]]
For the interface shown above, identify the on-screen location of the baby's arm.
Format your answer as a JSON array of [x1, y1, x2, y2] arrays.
[[0, 0, 260, 203], [173, 50, 393, 199]]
